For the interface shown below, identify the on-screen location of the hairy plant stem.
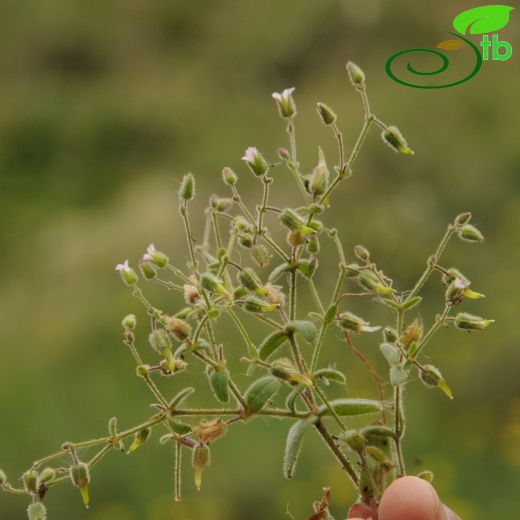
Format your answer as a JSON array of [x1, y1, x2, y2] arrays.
[[180, 201, 198, 271], [393, 309, 406, 476]]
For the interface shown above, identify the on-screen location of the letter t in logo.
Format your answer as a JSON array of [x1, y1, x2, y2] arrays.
[[480, 34, 492, 60]]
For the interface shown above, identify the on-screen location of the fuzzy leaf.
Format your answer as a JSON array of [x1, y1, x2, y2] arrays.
[[380, 343, 400, 366], [259, 330, 288, 360], [209, 370, 230, 403], [285, 384, 304, 414], [245, 376, 281, 414], [314, 368, 347, 385], [318, 398, 383, 417], [168, 387, 195, 410], [323, 304, 338, 324], [169, 421, 192, 435], [390, 366, 409, 386], [283, 417, 317, 479], [453, 5, 514, 35], [285, 320, 317, 344], [269, 262, 291, 282]]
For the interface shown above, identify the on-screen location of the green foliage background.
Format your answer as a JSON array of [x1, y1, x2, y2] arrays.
[[0, 1, 518, 518]]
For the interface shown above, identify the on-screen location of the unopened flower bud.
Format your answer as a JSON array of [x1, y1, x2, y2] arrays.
[[441, 267, 469, 286], [222, 166, 238, 186], [121, 314, 137, 330], [165, 316, 192, 341], [27, 502, 47, 520], [338, 311, 380, 333], [148, 329, 172, 354], [346, 61, 366, 87], [383, 327, 398, 343], [23, 471, 38, 494], [307, 235, 320, 254], [200, 272, 230, 299], [192, 443, 210, 491], [316, 102, 337, 125], [242, 147, 269, 176], [179, 173, 195, 201], [239, 234, 253, 248], [420, 364, 453, 399], [358, 272, 393, 295], [401, 319, 423, 348], [70, 462, 90, 508], [38, 467, 56, 484], [209, 195, 233, 213], [115, 260, 138, 286], [139, 260, 157, 280], [127, 428, 151, 454], [309, 147, 329, 197], [272, 87, 297, 119], [343, 263, 361, 277], [454, 312, 494, 331], [341, 430, 365, 451], [455, 212, 472, 225], [243, 295, 278, 313], [382, 126, 414, 155], [280, 208, 315, 234], [136, 364, 150, 377], [457, 223, 484, 243], [238, 268, 267, 295], [277, 147, 290, 161], [354, 245, 370, 262], [445, 278, 467, 305]]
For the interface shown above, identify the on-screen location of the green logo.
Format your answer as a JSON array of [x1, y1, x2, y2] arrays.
[[386, 5, 514, 89]]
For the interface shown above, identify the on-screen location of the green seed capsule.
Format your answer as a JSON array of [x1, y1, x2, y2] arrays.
[[316, 102, 337, 125], [346, 61, 366, 87], [127, 427, 151, 454], [70, 462, 90, 508], [454, 312, 494, 330], [192, 443, 210, 491], [222, 166, 238, 185], [148, 329, 172, 354], [309, 148, 329, 197], [179, 173, 195, 200], [457, 223, 484, 243], [27, 502, 47, 520], [237, 268, 266, 295], [38, 467, 56, 484], [454, 212, 472, 225], [139, 261, 157, 280], [23, 470, 38, 494], [381, 126, 414, 155], [121, 314, 137, 330]]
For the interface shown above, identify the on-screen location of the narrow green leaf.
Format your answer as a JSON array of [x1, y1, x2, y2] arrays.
[[283, 417, 317, 479], [323, 304, 338, 324], [259, 330, 288, 360], [314, 368, 347, 384], [169, 387, 195, 410], [170, 420, 192, 435], [317, 398, 383, 417], [245, 376, 281, 414], [269, 262, 291, 282], [285, 320, 317, 344], [402, 296, 422, 311], [285, 384, 304, 414]]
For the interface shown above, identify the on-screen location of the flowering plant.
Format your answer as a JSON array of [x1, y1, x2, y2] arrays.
[[0, 62, 492, 520]]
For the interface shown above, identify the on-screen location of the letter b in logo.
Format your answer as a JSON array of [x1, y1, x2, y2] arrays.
[[481, 34, 513, 61]]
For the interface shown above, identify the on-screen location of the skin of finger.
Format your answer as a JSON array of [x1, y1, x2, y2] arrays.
[[378, 476, 460, 520]]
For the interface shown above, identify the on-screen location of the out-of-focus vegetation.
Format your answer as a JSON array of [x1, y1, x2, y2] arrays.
[[0, 1, 518, 518]]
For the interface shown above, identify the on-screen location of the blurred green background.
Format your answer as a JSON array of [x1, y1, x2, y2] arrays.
[[0, 0, 518, 518]]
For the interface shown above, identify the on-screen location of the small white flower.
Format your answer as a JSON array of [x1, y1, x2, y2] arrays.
[[271, 87, 295, 103], [241, 147, 258, 163], [115, 260, 131, 272], [147, 244, 157, 254]]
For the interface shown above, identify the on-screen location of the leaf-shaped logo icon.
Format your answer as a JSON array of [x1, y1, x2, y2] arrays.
[[453, 5, 514, 35], [437, 39, 466, 51]]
